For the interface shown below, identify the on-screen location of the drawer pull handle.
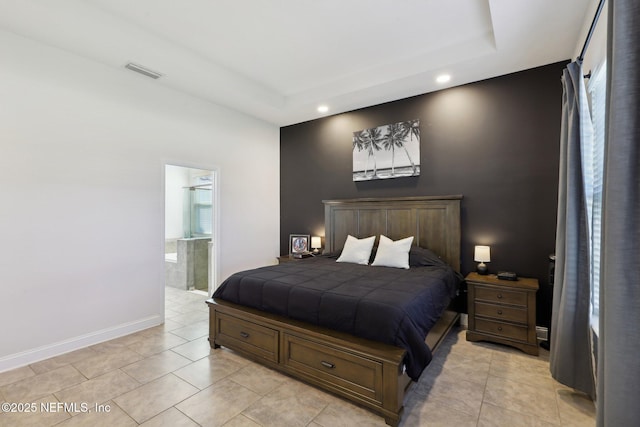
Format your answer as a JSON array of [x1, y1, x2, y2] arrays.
[[497, 294, 503, 299], [497, 326, 503, 331], [321, 361, 335, 369], [497, 310, 503, 315], [240, 332, 250, 339]]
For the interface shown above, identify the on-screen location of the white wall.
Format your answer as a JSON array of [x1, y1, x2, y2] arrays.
[[0, 29, 280, 371]]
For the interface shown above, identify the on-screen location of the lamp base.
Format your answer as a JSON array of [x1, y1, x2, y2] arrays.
[[477, 262, 488, 275]]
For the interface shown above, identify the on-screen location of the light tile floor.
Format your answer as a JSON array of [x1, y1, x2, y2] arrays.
[[0, 287, 596, 426]]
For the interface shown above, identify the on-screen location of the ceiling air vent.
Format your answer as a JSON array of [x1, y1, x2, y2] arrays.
[[124, 63, 163, 79]]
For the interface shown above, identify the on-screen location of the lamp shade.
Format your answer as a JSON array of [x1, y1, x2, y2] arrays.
[[311, 236, 322, 249], [474, 245, 491, 262]]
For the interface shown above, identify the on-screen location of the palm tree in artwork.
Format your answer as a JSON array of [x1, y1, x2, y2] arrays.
[[364, 126, 385, 178], [352, 130, 369, 177], [405, 119, 419, 140], [400, 119, 419, 175], [382, 123, 410, 175]]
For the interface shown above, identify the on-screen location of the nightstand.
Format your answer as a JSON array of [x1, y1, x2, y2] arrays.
[[465, 272, 539, 356], [278, 254, 315, 263], [277, 255, 295, 263]]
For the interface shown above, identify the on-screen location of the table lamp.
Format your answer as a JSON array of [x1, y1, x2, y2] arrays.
[[311, 236, 322, 254], [474, 245, 491, 275]]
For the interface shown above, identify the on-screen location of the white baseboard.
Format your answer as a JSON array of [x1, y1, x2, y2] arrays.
[[459, 313, 468, 327], [0, 315, 162, 374]]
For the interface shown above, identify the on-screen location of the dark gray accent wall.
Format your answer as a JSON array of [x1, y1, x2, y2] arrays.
[[280, 60, 567, 328]]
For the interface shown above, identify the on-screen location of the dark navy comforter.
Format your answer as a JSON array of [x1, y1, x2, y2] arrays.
[[212, 251, 461, 380]]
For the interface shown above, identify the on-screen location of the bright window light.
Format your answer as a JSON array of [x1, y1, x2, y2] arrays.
[[436, 74, 451, 84]]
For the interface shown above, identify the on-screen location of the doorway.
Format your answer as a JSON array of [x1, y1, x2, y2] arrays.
[[164, 164, 217, 295]]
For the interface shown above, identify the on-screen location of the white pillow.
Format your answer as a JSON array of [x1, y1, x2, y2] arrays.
[[336, 235, 376, 265], [371, 235, 414, 269]]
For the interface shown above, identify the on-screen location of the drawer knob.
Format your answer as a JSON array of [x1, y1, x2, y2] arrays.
[[497, 294, 503, 299], [497, 310, 503, 315], [321, 361, 335, 369], [240, 332, 250, 339], [497, 326, 503, 331]]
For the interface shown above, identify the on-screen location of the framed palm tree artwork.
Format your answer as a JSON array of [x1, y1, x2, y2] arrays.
[[352, 119, 420, 181]]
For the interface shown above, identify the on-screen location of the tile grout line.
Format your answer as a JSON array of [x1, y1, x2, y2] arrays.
[[474, 348, 494, 426]]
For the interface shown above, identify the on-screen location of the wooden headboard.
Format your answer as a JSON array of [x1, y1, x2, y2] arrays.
[[323, 195, 462, 272]]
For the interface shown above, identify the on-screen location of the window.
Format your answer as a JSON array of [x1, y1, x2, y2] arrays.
[[585, 61, 606, 333]]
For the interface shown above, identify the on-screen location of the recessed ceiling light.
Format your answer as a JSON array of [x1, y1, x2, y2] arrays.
[[317, 105, 329, 113], [436, 74, 451, 84]]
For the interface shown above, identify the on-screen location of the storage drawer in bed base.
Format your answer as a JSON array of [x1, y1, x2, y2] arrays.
[[283, 333, 384, 405], [208, 298, 418, 427], [215, 312, 279, 364]]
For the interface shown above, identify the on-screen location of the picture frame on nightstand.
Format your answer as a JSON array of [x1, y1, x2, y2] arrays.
[[289, 234, 310, 255]]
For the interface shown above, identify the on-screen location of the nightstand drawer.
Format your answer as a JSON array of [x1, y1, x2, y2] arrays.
[[475, 318, 528, 342], [475, 302, 528, 323], [475, 286, 527, 306]]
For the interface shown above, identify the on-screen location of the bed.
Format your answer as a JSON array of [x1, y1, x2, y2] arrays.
[[207, 195, 462, 426]]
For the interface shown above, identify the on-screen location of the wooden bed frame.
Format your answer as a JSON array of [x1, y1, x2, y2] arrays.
[[207, 195, 462, 426]]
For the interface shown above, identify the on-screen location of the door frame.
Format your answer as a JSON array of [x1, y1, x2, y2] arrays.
[[163, 162, 220, 295]]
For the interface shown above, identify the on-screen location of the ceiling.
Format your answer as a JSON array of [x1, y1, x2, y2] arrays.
[[0, 0, 592, 126]]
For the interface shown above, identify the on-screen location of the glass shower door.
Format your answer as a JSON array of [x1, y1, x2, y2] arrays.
[[183, 187, 212, 238]]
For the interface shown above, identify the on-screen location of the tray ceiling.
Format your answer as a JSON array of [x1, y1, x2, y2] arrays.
[[0, 0, 593, 125]]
